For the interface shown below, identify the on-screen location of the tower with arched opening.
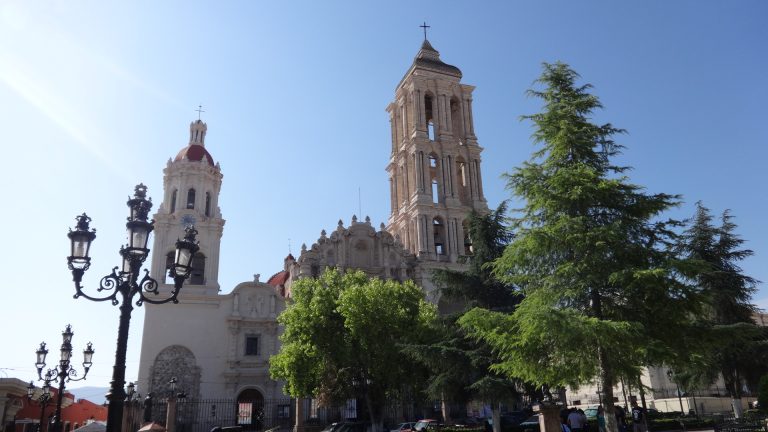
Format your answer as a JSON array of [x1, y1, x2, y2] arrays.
[[386, 38, 488, 286]]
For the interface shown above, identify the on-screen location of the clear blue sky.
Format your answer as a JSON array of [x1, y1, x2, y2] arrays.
[[1, 1, 766, 395]]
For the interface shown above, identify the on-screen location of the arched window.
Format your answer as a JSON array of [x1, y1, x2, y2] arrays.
[[463, 219, 473, 255], [166, 251, 206, 285], [433, 217, 446, 256], [456, 157, 470, 205], [170, 189, 177, 214], [429, 154, 439, 204], [186, 188, 196, 209], [425, 94, 435, 141], [190, 252, 206, 285], [205, 192, 211, 217]]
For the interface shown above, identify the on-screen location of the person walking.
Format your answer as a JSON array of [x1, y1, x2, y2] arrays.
[[630, 401, 647, 432], [567, 408, 585, 432], [614, 405, 627, 432], [597, 407, 606, 432]]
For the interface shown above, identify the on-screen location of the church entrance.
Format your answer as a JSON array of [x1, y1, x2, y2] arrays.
[[236, 389, 265, 430]]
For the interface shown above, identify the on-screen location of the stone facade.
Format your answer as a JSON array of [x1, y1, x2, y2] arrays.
[[136, 39, 487, 401], [386, 39, 487, 265]]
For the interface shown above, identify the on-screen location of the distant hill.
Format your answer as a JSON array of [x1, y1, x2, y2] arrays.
[[68, 386, 109, 404]]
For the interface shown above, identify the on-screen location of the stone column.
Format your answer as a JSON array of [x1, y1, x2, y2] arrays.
[[415, 152, 424, 192], [415, 89, 425, 131], [439, 94, 448, 133], [416, 216, 426, 254], [423, 152, 429, 192], [465, 98, 475, 137], [390, 177, 397, 214], [476, 159, 485, 200], [121, 402, 130, 432], [403, 158, 411, 203], [165, 397, 177, 432]]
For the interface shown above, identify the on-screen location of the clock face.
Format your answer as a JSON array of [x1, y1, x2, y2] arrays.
[[180, 214, 196, 226]]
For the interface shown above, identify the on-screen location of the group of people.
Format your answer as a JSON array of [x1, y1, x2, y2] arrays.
[[561, 401, 647, 432]]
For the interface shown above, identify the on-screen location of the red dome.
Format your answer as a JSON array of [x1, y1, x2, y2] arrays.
[[175, 144, 214, 166], [267, 270, 290, 287]]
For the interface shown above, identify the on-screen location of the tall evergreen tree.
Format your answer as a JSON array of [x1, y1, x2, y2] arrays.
[[434, 202, 517, 312], [677, 202, 764, 417], [406, 204, 522, 432], [458, 63, 700, 432]]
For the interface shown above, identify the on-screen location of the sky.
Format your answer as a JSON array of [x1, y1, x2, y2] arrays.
[[0, 1, 766, 398]]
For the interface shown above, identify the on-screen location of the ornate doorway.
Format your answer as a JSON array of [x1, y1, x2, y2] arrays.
[[236, 389, 265, 430]]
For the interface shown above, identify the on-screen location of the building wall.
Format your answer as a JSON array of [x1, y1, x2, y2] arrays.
[[138, 281, 285, 399]]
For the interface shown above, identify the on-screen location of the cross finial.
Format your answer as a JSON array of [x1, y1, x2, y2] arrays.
[[195, 105, 205, 120], [420, 21, 430, 41]]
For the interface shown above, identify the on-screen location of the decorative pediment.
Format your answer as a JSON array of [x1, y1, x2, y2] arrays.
[[297, 215, 417, 280], [230, 282, 285, 319]]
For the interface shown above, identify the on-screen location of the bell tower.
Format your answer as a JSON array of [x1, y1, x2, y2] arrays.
[[149, 119, 225, 296], [386, 39, 488, 265]]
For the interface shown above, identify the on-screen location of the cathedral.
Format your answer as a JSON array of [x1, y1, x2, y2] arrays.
[[136, 38, 489, 403]]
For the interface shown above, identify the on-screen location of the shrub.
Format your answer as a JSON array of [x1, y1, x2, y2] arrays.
[[758, 375, 768, 414]]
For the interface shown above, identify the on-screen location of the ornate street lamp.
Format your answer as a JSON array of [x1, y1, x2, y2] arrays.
[[67, 184, 199, 432], [34, 325, 94, 432], [28, 379, 53, 432], [126, 382, 135, 400], [122, 382, 142, 432]]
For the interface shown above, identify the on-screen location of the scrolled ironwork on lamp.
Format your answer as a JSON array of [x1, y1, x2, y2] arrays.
[[33, 325, 93, 432], [67, 183, 199, 432]]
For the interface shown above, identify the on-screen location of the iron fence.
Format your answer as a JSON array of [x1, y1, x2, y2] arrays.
[[123, 396, 522, 432]]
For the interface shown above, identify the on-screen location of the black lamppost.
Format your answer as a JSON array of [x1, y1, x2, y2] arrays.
[[67, 184, 200, 432], [27, 379, 53, 432], [34, 325, 95, 432]]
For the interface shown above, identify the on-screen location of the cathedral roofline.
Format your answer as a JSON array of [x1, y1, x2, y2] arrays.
[[396, 39, 463, 90]]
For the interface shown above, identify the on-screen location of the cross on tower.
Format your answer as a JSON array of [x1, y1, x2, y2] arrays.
[[420, 21, 430, 41], [195, 105, 205, 120]]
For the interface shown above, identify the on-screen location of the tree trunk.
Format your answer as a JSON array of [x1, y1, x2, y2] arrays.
[[599, 348, 618, 432], [441, 395, 451, 425], [691, 393, 699, 418], [294, 398, 305, 432], [491, 403, 501, 432], [364, 392, 382, 432], [639, 381, 649, 432], [592, 289, 618, 432], [728, 369, 743, 418], [732, 398, 744, 418], [620, 378, 629, 411]]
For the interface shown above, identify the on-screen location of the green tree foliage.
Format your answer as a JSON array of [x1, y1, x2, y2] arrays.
[[458, 62, 700, 432], [677, 202, 764, 417], [407, 204, 522, 431], [757, 375, 768, 414], [434, 202, 518, 312], [270, 268, 437, 431]]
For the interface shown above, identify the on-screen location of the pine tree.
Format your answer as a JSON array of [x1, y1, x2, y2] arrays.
[[678, 202, 764, 417], [458, 63, 700, 432], [433, 202, 517, 313], [406, 204, 522, 432]]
